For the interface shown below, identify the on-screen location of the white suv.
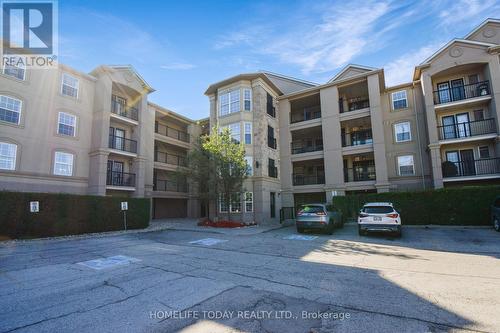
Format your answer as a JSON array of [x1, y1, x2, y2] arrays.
[[358, 202, 401, 237]]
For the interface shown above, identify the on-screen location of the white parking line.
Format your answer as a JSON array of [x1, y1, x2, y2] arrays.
[[189, 238, 228, 246], [283, 235, 318, 241], [77, 255, 141, 270]]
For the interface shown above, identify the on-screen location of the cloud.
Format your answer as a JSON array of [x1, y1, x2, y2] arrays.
[[213, 0, 426, 75], [384, 41, 445, 86], [438, 0, 499, 27], [160, 63, 196, 70]]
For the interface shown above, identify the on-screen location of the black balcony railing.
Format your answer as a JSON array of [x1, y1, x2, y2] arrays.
[[442, 157, 500, 178], [291, 140, 323, 154], [292, 173, 325, 186], [437, 118, 497, 140], [268, 136, 277, 149], [155, 151, 187, 166], [433, 81, 490, 105], [155, 122, 190, 143], [108, 134, 137, 153], [342, 129, 373, 147], [290, 105, 321, 123], [339, 97, 370, 113], [344, 166, 376, 182], [154, 179, 188, 192], [106, 171, 136, 187], [111, 98, 139, 121]]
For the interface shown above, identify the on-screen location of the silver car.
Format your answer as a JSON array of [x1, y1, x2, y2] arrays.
[[296, 203, 343, 234]]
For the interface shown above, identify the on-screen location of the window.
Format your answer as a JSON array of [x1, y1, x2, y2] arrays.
[[468, 74, 479, 84], [267, 125, 276, 149], [61, 73, 79, 98], [245, 156, 253, 176], [473, 109, 484, 121], [397, 155, 415, 176], [0, 95, 22, 124], [266, 93, 275, 117], [244, 89, 252, 111], [479, 146, 490, 159], [391, 90, 408, 110], [58, 112, 76, 137], [2, 61, 25, 80], [0, 142, 17, 170], [230, 193, 241, 213], [53, 151, 74, 176], [225, 123, 241, 143], [219, 89, 240, 116], [245, 192, 253, 212], [244, 122, 252, 144], [219, 194, 228, 213], [394, 122, 411, 142], [268, 158, 278, 178]]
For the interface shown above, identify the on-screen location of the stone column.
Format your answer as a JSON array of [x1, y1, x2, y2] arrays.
[[133, 97, 155, 197], [367, 74, 390, 192], [320, 86, 345, 195], [421, 73, 443, 188], [278, 99, 293, 198]]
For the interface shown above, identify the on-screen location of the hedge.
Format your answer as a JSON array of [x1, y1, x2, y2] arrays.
[[332, 186, 500, 225], [0, 191, 150, 239]]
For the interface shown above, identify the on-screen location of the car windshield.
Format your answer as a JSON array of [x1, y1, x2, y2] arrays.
[[363, 206, 393, 214], [299, 205, 324, 214]]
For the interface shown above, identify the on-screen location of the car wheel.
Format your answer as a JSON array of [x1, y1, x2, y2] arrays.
[[297, 226, 304, 234], [494, 218, 500, 232], [358, 226, 364, 236]]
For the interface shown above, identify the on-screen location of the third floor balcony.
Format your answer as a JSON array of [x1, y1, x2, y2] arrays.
[[108, 134, 137, 154], [154, 150, 187, 167], [290, 93, 321, 125], [111, 95, 139, 121], [155, 122, 190, 143], [437, 118, 497, 141], [433, 81, 490, 105], [342, 129, 373, 147]]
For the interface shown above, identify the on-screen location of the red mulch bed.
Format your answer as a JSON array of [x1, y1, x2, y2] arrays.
[[197, 218, 256, 228]]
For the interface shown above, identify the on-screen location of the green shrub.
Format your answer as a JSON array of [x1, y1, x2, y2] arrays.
[[0, 191, 150, 239], [332, 186, 500, 225]]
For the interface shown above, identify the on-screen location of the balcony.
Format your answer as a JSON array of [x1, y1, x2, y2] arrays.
[[155, 122, 190, 143], [154, 179, 188, 192], [342, 129, 373, 147], [108, 134, 137, 154], [111, 96, 139, 121], [155, 150, 187, 167], [433, 81, 490, 105], [293, 174, 325, 186], [107, 171, 136, 187], [340, 97, 370, 113], [344, 165, 376, 182], [442, 157, 500, 178], [291, 140, 323, 154], [290, 105, 321, 124], [437, 118, 497, 141]]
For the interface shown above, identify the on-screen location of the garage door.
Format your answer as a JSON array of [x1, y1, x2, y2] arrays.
[[154, 198, 188, 218]]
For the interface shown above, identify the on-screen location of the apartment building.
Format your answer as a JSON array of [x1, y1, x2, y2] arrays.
[[0, 63, 201, 218], [206, 18, 500, 216]]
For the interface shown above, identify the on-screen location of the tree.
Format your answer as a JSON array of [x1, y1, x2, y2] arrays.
[[181, 126, 248, 221], [202, 126, 248, 221]]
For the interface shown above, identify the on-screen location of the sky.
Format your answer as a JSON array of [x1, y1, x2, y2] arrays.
[[58, 0, 500, 120]]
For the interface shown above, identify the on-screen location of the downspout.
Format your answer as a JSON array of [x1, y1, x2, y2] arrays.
[[413, 81, 426, 190]]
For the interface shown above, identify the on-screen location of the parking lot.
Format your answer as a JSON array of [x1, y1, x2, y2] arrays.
[[1, 224, 499, 332]]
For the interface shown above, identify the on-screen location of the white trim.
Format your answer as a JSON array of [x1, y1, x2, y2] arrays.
[[53, 151, 74, 176], [391, 90, 408, 110], [57, 112, 77, 137], [2, 60, 25, 80], [397, 155, 415, 176], [0, 95, 22, 125], [394, 121, 412, 143], [245, 192, 253, 212], [61, 73, 79, 98], [0, 141, 17, 170], [420, 39, 495, 65], [328, 64, 379, 83]]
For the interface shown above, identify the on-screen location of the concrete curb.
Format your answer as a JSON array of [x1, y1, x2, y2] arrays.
[[343, 222, 492, 229]]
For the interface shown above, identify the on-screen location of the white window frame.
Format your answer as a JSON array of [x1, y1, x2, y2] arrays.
[[53, 151, 74, 176], [219, 194, 228, 213], [222, 122, 240, 143], [219, 89, 241, 116], [230, 193, 241, 213], [245, 192, 253, 212], [0, 142, 17, 170], [391, 90, 408, 110], [57, 112, 77, 137], [245, 156, 253, 176], [397, 155, 415, 176], [394, 121, 411, 143], [2, 60, 25, 80], [244, 122, 252, 144], [244, 89, 252, 111], [0, 95, 22, 125], [61, 73, 79, 98], [219, 92, 229, 116]]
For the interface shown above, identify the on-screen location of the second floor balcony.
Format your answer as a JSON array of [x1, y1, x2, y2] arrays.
[[344, 164, 376, 182], [155, 150, 187, 167], [155, 122, 190, 143], [339, 97, 370, 113], [107, 171, 136, 187], [292, 173, 325, 186], [154, 179, 188, 192], [342, 129, 373, 147], [442, 157, 500, 178], [108, 134, 137, 154], [290, 105, 321, 124], [437, 118, 497, 141], [291, 139, 323, 154], [433, 81, 490, 105]]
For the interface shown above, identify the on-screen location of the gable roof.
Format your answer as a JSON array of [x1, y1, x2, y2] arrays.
[[107, 65, 155, 93], [419, 39, 495, 65], [328, 64, 379, 83], [260, 71, 317, 94], [464, 18, 500, 40]]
